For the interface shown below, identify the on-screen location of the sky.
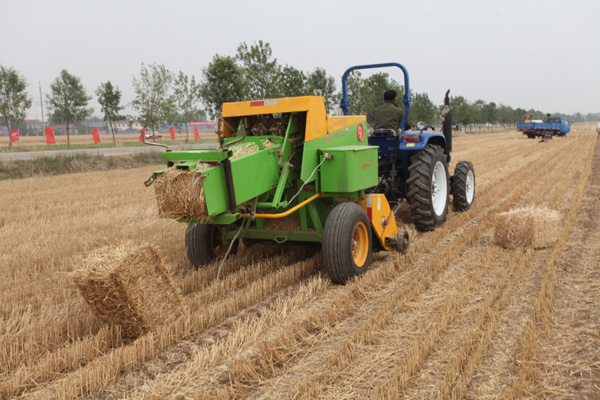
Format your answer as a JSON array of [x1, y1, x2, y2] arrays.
[[2, 0, 599, 120]]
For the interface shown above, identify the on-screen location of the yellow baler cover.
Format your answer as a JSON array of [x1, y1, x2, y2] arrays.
[[221, 96, 329, 142]]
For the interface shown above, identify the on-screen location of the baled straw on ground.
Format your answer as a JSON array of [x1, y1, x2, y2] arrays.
[[494, 205, 561, 249], [72, 241, 188, 340]]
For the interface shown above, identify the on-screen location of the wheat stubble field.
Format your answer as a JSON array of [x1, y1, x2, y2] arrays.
[[0, 125, 598, 399]]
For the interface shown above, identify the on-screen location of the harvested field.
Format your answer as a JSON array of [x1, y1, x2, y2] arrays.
[[0, 124, 598, 399]]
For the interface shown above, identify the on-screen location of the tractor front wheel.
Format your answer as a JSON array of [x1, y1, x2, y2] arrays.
[[185, 223, 238, 269], [406, 144, 450, 232], [323, 202, 372, 284]]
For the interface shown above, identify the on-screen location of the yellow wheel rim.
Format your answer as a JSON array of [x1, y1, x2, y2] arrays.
[[351, 221, 369, 267]]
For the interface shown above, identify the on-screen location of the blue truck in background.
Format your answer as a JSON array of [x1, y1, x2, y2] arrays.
[[517, 114, 571, 139]]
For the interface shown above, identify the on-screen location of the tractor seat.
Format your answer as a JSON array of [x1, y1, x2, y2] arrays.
[[372, 129, 397, 137]]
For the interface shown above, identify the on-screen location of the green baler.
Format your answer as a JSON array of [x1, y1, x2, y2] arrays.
[[147, 96, 408, 284]]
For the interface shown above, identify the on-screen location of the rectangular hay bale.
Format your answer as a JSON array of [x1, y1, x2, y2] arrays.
[[73, 241, 188, 340], [154, 167, 208, 219], [494, 206, 561, 249]]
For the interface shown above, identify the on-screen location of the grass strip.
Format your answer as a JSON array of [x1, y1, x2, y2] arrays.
[[0, 152, 166, 181]]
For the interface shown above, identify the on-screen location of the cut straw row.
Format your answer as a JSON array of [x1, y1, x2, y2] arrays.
[[501, 136, 594, 399]]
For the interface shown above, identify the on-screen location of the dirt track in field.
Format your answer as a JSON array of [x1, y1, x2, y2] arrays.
[[0, 125, 598, 399]]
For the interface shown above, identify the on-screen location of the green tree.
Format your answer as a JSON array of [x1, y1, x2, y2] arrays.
[[451, 96, 474, 126], [277, 65, 308, 98], [307, 68, 336, 113], [497, 103, 513, 124], [471, 99, 487, 125], [0, 65, 32, 149], [174, 71, 203, 142], [345, 71, 403, 118], [410, 91, 437, 124], [200, 54, 244, 119], [345, 71, 365, 115], [364, 73, 403, 116], [47, 70, 92, 149], [236, 40, 280, 99], [96, 81, 124, 145], [131, 63, 176, 134], [482, 101, 498, 124]]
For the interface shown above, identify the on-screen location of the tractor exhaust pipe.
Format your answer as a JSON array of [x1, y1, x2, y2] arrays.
[[442, 89, 452, 162]]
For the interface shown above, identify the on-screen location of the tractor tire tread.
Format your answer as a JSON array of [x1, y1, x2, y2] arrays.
[[406, 144, 449, 232], [451, 161, 475, 211]]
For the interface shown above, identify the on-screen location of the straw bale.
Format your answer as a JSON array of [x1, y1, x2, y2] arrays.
[[494, 206, 561, 249], [154, 165, 210, 219], [72, 241, 188, 340]]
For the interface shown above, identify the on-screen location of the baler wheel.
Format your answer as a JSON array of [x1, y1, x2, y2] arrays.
[[185, 223, 238, 269], [406, 144, 450, 232], [323, 202, 372, 284], [450, 161, 475, 211]]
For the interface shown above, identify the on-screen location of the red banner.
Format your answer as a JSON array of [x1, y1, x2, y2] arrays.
[[91, 127, 101, 144], [10, 129, 19, 142], [139, 128, 145, 142], [169, 125, 175, 140], [45, 126, 56, 145], [194, 126, 200, 140]]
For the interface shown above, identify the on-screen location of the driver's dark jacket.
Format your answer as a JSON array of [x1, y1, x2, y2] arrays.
[[373, 101, 405, 131]]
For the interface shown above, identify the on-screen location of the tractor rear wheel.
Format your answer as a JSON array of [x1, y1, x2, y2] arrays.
[[450, 161, 475, 211], [406, 144, 450, 232], [185, 223, 238, 269], [323, 202, 372, 284]]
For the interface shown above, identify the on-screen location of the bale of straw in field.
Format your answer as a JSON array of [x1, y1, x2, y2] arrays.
[[494, 206, 561, 249], [154, 164, 211, 219], [72, 241, 187, 340]]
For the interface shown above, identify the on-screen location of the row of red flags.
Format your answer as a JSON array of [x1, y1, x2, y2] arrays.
[[8, 126, 201, 145]]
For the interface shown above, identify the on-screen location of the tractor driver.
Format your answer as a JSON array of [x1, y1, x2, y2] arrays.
[[372, 89, 413, 134]]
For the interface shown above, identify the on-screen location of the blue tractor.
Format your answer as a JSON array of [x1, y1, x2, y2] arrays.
[[340, 63, 476, 231]]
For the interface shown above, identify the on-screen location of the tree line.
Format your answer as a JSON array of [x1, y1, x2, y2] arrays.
[[1, 41, 598, 149]]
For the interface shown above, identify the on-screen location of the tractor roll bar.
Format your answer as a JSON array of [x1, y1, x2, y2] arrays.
[[340, 62, 412, 133]]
